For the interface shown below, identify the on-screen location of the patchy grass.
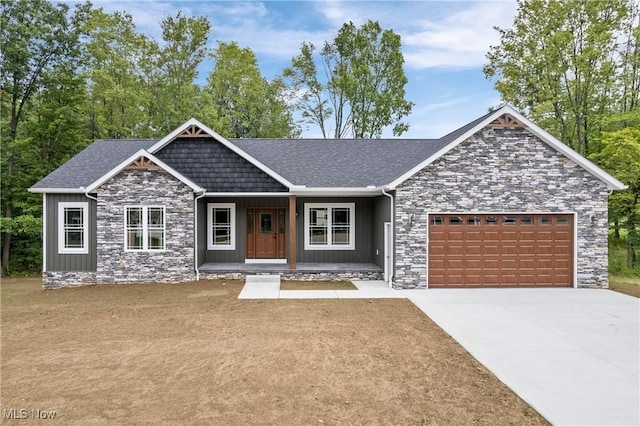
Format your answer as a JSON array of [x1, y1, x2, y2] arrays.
[[1, 278, 547, 425], [279, 280, 357, 290], [608, 237, 640, 278], [609, 275, 640, 298]]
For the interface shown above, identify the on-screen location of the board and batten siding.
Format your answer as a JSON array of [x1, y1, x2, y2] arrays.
[[296, 197, 373, 263], [200, 196, 377, 264], [45, 193, 97, 272], [201, 197, 289, 263], [371, 195, 391, 269]]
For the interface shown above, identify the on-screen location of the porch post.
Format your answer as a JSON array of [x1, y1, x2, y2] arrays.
[[288, 195, 296, 269]]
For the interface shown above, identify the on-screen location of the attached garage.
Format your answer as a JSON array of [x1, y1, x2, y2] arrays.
[[428, 213, 573, 288]]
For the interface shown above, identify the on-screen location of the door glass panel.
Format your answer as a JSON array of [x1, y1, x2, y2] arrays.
[[279, 211, 285, 234], [260, 213, 272, 234], [247, 210, 253, 235]]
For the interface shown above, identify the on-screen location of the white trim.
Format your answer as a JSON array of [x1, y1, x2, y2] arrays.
[[387, 105, 626, 191], [123, 205, 166, 252], [384, 222, 391, 282], [84, 150, 205, 193], [304, 203, 355, 250], [147, 118, 296, 189], [29, 188, 84, 194], [291, 188, 383, 196], [57, 202, 89, 254], [244, 259, 287, 264], [425, 211, 577, 288], [204, 192, 291, 197], [573, 211, 578, 288], [42, 194, 47, 271], [207, 203, 236, 250]]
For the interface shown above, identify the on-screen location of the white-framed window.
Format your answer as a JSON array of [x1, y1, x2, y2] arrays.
[[58, 202, 89, 254], [208, 203, 236, 250], [124, 206, 165, 251], [304, 203, 355, 250]]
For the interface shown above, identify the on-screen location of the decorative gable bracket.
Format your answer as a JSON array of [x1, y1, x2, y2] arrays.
[[178, 125, 210, 138], [487, 113, 525, 128], [125, 156, 162, 171]]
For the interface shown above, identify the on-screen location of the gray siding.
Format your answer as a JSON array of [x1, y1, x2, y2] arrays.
[[200, 196, 377, 264], [46, 193, 97, 272], [371, 195, 391, 268], [202, 197, 289, 263], [296, 197, 373, 263]]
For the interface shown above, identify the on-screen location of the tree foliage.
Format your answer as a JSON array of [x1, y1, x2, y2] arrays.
[[484, 0, 636, 155], [590, 128, 640, 268], [0, 0, 91, 274], [285, 20, 413, 138], [204, 41, 298, 138]]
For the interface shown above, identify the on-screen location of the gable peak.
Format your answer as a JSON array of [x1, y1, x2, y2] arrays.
[[487, 113, 526, 128], [178, 124, 210, 138], [125, 155, 162, 171]]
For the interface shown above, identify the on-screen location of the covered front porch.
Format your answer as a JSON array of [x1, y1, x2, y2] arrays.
[[198, 262, 383, 281]]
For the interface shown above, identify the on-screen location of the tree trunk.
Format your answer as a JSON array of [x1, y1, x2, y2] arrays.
[[614, 219, 620, 240], [1, 206, 11, 276]]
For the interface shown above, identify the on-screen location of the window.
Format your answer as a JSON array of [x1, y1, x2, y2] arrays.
[[431, 216, 444, 225], [503, 216, 517, 225], [125, 206, 165, 251], [208, 203, 236, 250], [58, 202, 88, 254], [539, 217, 552, 225], [449, 216, 463, 225], [556, 216, 569, 225], [521, 217, 533, 225], [304, 203, 355, 250], [467, 216, 480, 225]]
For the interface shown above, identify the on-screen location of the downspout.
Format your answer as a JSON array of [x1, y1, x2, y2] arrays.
[[194, 191, 206, 280], [381, 188, 394, 288]]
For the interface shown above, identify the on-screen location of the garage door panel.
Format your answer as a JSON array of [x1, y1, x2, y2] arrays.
[[429, 214, 572, 288]]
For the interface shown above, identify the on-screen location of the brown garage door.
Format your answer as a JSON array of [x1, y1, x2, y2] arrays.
[[429, 214, 573, 287]]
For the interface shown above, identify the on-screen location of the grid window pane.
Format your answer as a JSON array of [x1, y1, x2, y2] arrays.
[[148, 208, 164, 226], [214, 209, 230, 225], [66, 230, 83, 248], [214, 228, 231, 245], [148, 230, 164, 250], [332, 227, 350, 244], [333, 208, 350, 225], [65, 208, 83, 226], [127, 229, 144, 250], [309, 228, 327, 245], [310, 208, 327, 226]]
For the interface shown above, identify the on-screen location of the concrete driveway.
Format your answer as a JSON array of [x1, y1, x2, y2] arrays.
[[409, 288, 640, 426]]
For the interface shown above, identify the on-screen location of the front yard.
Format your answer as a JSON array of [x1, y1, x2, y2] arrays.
[[1, 278, 546, 425]]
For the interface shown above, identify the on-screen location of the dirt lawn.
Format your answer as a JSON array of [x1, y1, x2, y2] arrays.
[[1, 278, 547, 425]]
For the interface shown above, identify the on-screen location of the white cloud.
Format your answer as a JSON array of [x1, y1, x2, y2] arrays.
[[402, 1, 517, 69]]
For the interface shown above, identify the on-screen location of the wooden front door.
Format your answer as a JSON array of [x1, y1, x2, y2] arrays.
[[246, 208, 286, 259]]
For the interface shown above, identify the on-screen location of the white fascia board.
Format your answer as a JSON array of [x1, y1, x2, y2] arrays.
[[28, 187, 85, 194], [146, 118, 296, 190], [204, 192, 292, 197], [84, 149, 206, 193], [290, 187, 383, 197], [387, 105, 626, 191]]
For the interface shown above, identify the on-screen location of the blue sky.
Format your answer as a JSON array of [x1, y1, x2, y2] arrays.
[[87, 0, 518, 138]]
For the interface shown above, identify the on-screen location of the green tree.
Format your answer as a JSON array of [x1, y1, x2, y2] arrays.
[[84, 9, 159, 139], [0, 0, 91, 275], [590, 128, 640, 268], [284, 20, 413, 139], [484, 0, 632, 155], [203, 41, 298, 138], [153, 12, 210, 133]]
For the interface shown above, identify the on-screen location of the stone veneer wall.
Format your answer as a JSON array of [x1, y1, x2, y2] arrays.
[[43, 271, 97, 289], [394, 126, 609, 289], [95, 169, 196, 283], [199, 270, 383, 281]]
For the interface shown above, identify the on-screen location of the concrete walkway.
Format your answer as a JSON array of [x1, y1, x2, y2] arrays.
[[238, 278, 640, 426]]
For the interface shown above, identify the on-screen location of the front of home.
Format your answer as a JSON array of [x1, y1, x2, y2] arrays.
[[29, 106, 625, 289]]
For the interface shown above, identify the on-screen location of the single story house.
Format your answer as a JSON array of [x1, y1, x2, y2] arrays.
[[29, 105, 625, 289]]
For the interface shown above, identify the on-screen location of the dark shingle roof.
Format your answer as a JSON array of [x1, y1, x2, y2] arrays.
[[30, 111, 494, 191], [231, 138, 450, 187], [31, 139, 156, 190]]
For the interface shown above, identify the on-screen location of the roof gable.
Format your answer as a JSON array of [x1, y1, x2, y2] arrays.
[[147, 118, 296, 189], [84, 150, 205, 193], [387, 105, 626, 191]]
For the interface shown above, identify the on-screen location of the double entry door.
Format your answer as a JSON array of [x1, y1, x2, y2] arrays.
[[246, 208, 286, 259]]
